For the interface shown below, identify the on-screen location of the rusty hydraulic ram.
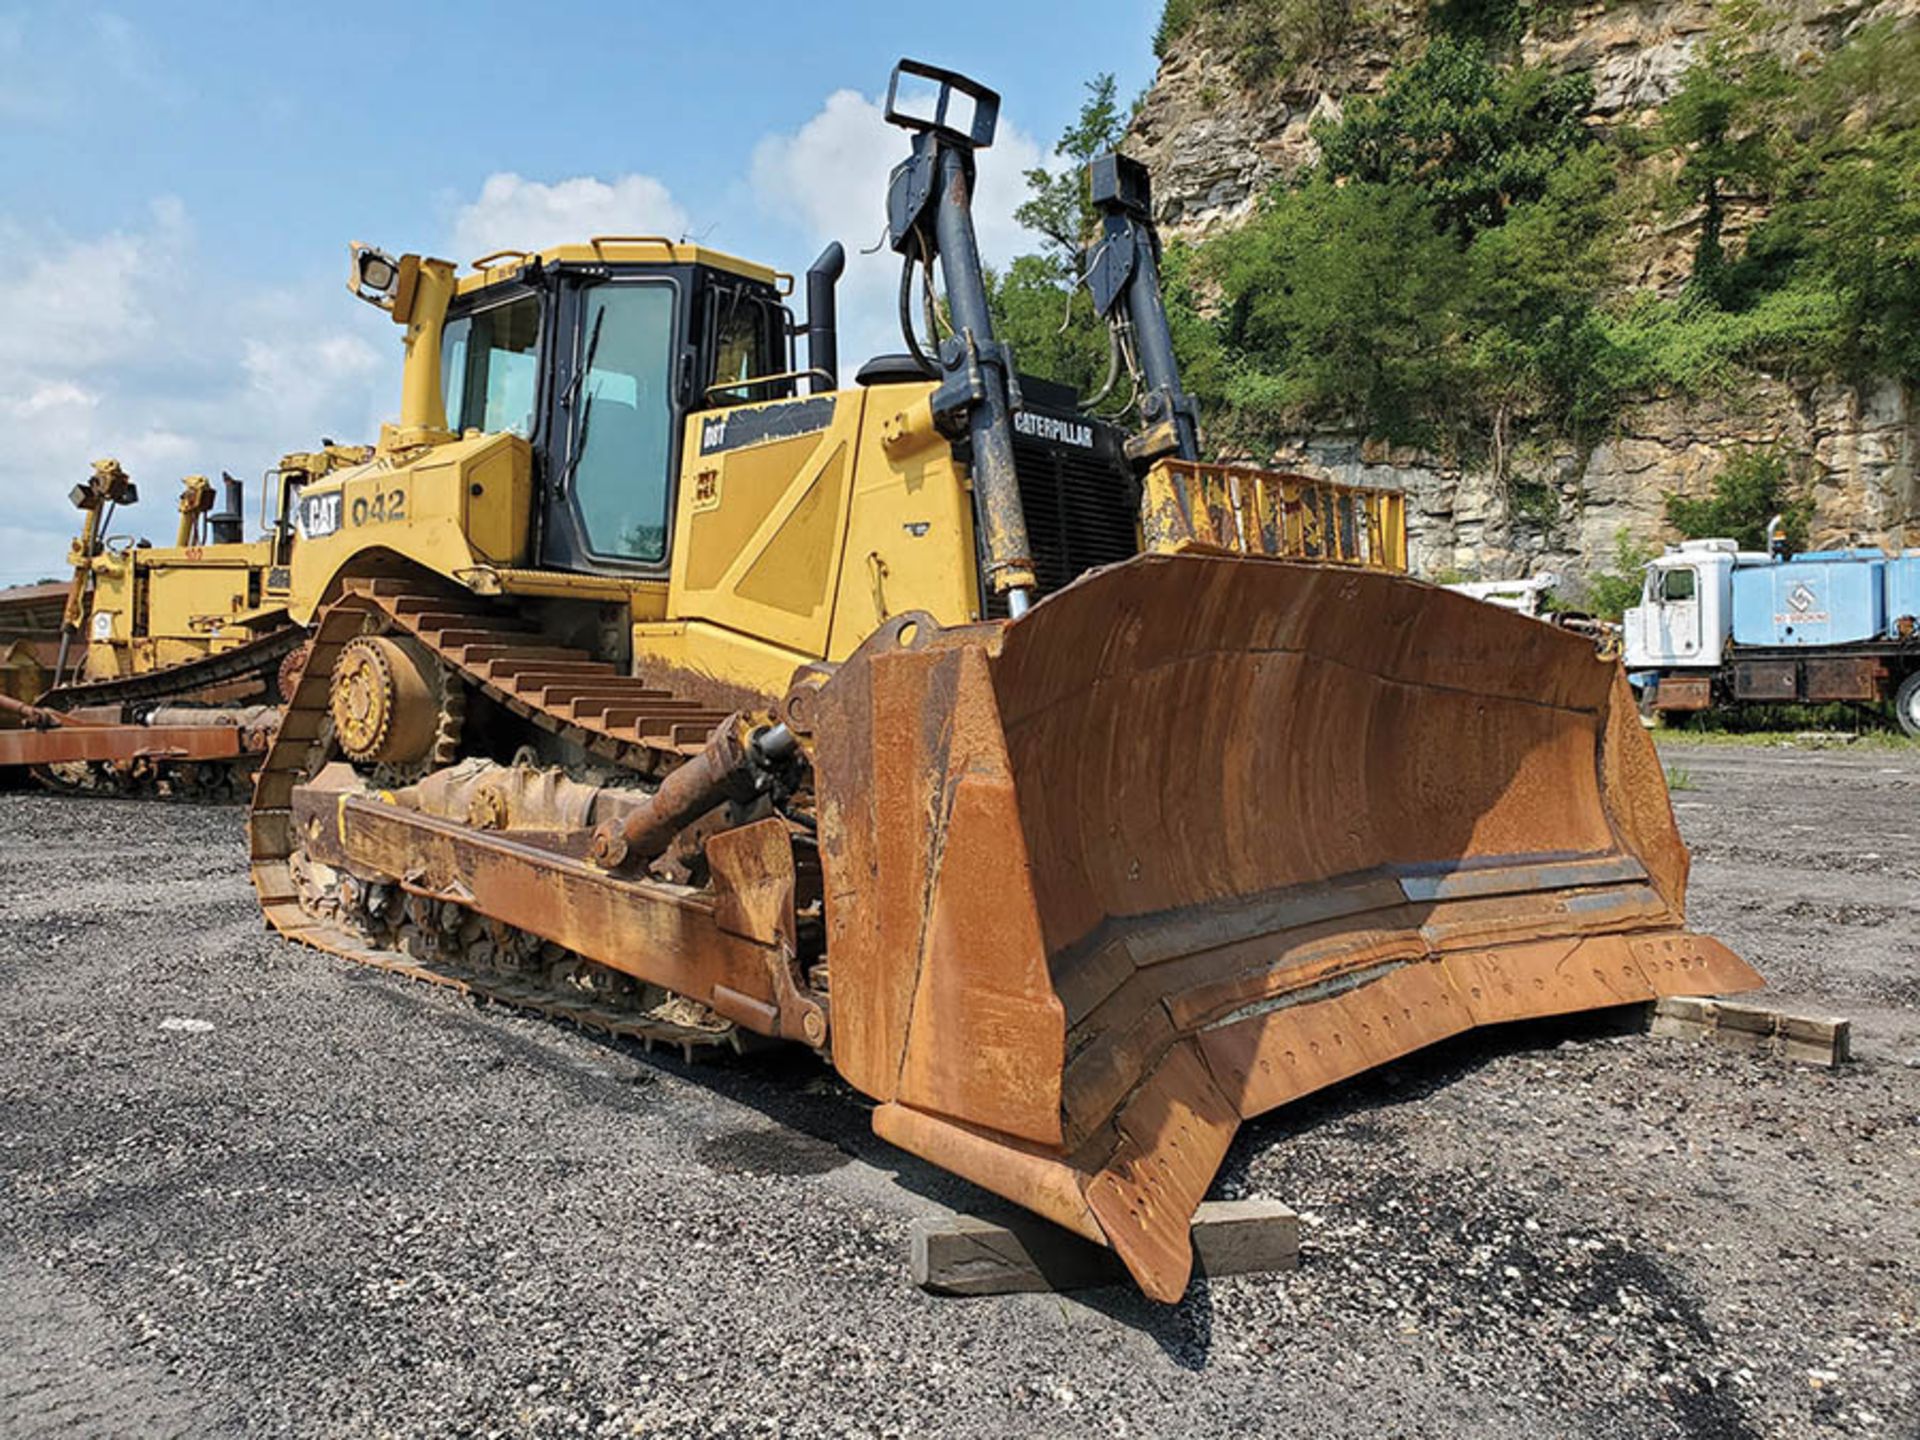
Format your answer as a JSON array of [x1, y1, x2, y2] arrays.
[[587, 716, 797, 871], [0, 692, 268, 767], [0, 691, 87, 730], [883, 61, 1036, 617]]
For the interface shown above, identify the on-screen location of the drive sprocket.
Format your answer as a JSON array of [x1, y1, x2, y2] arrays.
[[327, 630, 464, 787]]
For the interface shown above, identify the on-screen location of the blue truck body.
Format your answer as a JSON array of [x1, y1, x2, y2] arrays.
[[1730, 553, 1887, 648], [1626, 543, 1920, 735], [1886, 553, 1920, 637]]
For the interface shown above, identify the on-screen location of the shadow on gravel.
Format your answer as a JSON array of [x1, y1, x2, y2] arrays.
[[1215, 1004, 1651, 1190], [1062, 1280, 1216, 1370], [347, 973, 1661, 1373]]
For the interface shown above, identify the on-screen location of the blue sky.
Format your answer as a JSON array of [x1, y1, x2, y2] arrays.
[[0, 1, 1163, 581]]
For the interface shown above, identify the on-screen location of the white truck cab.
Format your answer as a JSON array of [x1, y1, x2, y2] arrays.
[[1622, 540, 1757, 669]]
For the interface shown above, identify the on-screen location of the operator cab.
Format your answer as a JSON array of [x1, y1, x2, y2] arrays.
[[1622, 539, 1747, 671], [438, 242, 795, 577]]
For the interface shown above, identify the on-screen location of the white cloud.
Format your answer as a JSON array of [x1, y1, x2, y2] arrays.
[[442, 97, 1049, 382], [0, 82, 1057, 588], [0, 198, 186, 371], [749, 89, 1045, 373], [0, 200, 395, 586], [242, 333, 383, 419], [450, 172, 691, 263], [750, 91, 895, 244], [11, 381, 99, 416]]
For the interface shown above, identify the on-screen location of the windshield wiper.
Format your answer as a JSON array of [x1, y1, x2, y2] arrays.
[[558, 305, 608, 493], [562, 305, 606, 411], [560, 391, 599, 496]]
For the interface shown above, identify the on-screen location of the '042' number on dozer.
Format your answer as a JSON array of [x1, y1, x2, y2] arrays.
[[302, 488, 406, 539]]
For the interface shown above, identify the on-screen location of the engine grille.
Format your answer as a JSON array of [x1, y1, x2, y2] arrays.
[[988, 420, 1140, 617]]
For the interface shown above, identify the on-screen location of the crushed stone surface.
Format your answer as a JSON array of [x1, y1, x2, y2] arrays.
[[0, 740, 1914, 1438]]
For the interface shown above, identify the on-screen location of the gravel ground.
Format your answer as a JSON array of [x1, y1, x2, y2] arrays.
[[0, 740, 1915, 1439]]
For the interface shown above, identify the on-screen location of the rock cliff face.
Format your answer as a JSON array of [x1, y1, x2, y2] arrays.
[[1268, 376, 1916, 583], [1127, 0, 1920, 587]]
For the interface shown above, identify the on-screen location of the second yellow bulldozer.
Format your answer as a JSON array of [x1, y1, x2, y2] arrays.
[[0, 445, 368, 797], [247, 61, 1759, 1301]]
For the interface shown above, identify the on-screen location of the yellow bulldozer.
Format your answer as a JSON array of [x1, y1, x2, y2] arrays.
[[244, 61, 1758, 1301], [0, 448, 365, 797]]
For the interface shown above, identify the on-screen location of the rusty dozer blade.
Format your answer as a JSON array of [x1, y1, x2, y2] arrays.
[[807, 551, 1760, 1302]]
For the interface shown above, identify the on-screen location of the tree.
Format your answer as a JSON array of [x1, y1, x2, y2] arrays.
[[1014, 75, 1126, 276], [987, 257, 1112, 396], [988, 74, 1129, 396], [1202, 179, 1470, 447], [1656, 37, 1789, 302], [1155, 0, 1198, 59], [1314, 35, 1595, 241], [1664, 446, 1811, 552], [1186, 36, 1618, 452], [1763, 21, 1920, 382], [1153, 0, 1355, 81], [1582, 529, 1655, 622]]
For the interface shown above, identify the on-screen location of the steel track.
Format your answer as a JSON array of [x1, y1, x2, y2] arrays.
[[21, 625, 303, 801], [250, 576, 746, 1054], [41, 624, 304, 712]]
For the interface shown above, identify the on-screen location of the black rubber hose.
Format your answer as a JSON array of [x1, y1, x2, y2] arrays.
[[899, 252, 940, 378]]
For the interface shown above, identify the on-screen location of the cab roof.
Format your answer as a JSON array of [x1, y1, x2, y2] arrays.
[[452, 239, 786, 298]]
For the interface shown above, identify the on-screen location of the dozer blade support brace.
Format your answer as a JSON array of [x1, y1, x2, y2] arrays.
[[250, 59, 1759, 1304]]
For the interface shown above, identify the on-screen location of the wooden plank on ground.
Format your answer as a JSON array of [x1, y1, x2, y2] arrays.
[[911, 1198, 1299, 1297], [1649, 995, 1851, 1067]]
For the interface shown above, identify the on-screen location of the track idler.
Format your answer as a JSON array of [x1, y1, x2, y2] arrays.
[[330, 635, 443, 767]]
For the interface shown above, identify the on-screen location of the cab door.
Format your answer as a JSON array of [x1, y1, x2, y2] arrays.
[[542, 276, 687, 574], [1653, 565, 1703, 661]]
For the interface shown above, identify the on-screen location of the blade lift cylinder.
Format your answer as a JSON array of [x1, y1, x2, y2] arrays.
[[1084, 152, 1200, 465], [883, 60, 1037, 617]]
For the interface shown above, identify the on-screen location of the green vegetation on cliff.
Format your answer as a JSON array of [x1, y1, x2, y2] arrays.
[[1157, 0, 1356, 80], [1005, 8, 1919, 487], [1664, 446, 1812, 553], [1182, 14, 1920, 461], [1188, 34, 1619, 454]]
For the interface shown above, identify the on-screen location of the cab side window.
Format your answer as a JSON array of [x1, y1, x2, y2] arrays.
[[708, 288, 780, 407], [441, 295, 541, 437], [1658, 567, 1698, 603]]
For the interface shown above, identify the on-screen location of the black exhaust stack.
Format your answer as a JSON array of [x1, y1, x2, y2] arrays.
[[883, 59, 1036, 617], [806, 242, 845, 394], [209, 472, 245, 545]]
